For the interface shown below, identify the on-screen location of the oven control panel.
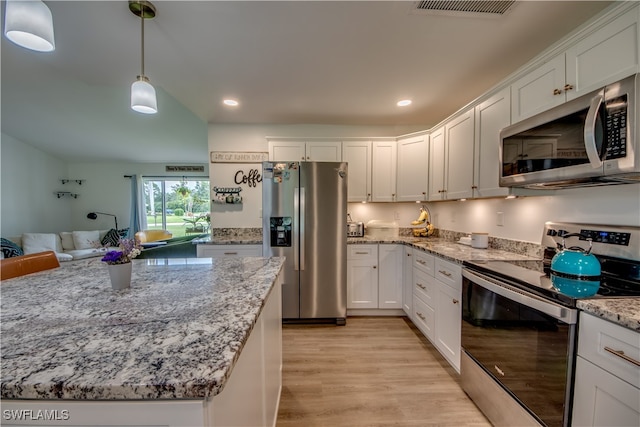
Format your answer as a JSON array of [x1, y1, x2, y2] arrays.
[[579, 229, 631, 246], [543, 222, 639, 262], [546, 228, 631, 246]]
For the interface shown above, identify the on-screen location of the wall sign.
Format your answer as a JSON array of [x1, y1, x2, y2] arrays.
[[165, 165, 205, 172], [210, 151, 268, 163], [234, 169, 262, 187]]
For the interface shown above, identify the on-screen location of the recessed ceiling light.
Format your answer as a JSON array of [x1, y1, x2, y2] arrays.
[[397, 99, 412, 107], [223, 99, 239, 106]]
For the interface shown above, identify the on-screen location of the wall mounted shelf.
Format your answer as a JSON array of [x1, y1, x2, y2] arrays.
[[212, 186, 243, 204], [55, 192, 79, 199]]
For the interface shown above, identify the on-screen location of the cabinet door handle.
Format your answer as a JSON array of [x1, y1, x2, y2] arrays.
[[224, 252, 238, 255], [439, 270, 452, 277], [407, 253, 412, 257], [564, 84, 574, 91], [417, 283, 426, 290], [553, 88, 563, 95], [355, 251, 369, 255], [416, 312, 426, 321], [373, 266, 377, 269], [604, 346, 640, 367], [452, 298, 459, 304], [471, 185, 478, 189], [417, 259, 426, 265]]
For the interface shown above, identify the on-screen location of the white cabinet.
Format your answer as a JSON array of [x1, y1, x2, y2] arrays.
[[512, 5, 639, 123], [445, 110, 475, 200], [347, 245, 379, 309], [371, 140, 397, 202], [473, 87, 512, 198], [402, 245, 413, 316], [268, 139, 341, 161], [342, 140, 372, 202], [378, 244, 403, 309], [347, 244, 404, 312], [572, 312, 640, 427], [429, 110, 475, 201], [428, 126, 446, 201], [410, 249, 462, 372], [412, 250, 436, 341], [434, 257, 462, 372], [197, 244, 262, 258], [565, 6, 639, 101], [397, 134, 429, 202]]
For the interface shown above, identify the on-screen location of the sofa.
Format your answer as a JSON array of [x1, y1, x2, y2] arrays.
[[2, 229, 126, 262]]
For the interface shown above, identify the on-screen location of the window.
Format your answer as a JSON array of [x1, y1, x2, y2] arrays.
[[142, 178, 210, 237]]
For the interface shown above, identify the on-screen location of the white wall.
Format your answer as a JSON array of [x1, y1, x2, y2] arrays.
[[348, 183, 640, 243], [1, 133, 71, 236], [67, 162, 209, 232], [208, 124, 424, 228]]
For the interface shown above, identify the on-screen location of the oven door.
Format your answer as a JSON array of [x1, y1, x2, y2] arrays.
[[461, 268, 578, 427]]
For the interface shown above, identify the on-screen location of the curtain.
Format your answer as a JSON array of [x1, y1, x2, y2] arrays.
[[128, 174, 147, 237]]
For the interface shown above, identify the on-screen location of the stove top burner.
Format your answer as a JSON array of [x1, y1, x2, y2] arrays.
[[463, 259, 640, 307]]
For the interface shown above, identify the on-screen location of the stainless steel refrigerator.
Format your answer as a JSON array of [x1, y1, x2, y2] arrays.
[[262, 161, 347, 325]]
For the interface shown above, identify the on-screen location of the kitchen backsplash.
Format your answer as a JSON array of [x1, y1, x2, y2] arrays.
[[213, 227, 543, 258]]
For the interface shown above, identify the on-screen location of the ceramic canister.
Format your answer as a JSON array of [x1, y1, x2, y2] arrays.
[[471, 232, 489, 249]]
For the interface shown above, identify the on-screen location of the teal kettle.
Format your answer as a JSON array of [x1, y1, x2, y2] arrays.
[[551, 233, 601, 278]]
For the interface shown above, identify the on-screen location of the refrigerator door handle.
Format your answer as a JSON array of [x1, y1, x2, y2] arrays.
[[294, 188, 300, 271], [299, 187, 305, 271]]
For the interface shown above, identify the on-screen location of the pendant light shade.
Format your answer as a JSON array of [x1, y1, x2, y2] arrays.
[[131, 76, 157, 114], [4, 0, 55, 52], [129, 1, 157, 114]]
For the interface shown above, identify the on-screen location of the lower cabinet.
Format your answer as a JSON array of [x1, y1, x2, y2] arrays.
[[411, 248, 462, 372], [197, 244, 262, 258], [402, 246, 413, 316], [572, 312, 640, 427], [347, 244, 403, 313]]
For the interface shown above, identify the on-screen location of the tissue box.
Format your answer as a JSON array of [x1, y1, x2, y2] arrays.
[[366, 220, 399, 239]]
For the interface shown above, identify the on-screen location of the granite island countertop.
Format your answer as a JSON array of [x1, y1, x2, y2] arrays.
[[1, 256, 285, 401]]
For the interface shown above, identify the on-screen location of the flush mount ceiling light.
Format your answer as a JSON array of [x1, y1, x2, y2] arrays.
[[397, 100, 412, 107], [3, 0, 55, 52], [223, 99, 239, 106], [129, 0, 157, 114]]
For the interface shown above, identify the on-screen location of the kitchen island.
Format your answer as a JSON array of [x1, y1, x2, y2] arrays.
[[1, 256, 284, 426]]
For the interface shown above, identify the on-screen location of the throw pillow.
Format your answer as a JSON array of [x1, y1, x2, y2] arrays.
[[22, 233, 58, 254], [0, 238, 24, 258], [59, 232, 75, 250], [101, 229, 121, 247], [72, 230, 101, 250]]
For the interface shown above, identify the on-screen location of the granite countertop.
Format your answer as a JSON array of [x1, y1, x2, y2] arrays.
[[1, 256, 285, 401], [577, 299, 640, 332], [195, 235, 263, 245], [348, 236, 538, 263]]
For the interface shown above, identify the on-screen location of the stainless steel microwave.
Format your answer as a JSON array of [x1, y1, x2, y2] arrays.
[[500, 74, 639, 189]]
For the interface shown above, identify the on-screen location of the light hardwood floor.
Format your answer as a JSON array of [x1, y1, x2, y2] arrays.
[[276, 316, 492, 427]]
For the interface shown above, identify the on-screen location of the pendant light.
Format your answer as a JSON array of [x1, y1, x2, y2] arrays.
[[129, 1, 157, 114], [3, 0, 55, 52]]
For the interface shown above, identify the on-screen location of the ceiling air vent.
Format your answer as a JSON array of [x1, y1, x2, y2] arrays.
[[412, 1, 517, 17]]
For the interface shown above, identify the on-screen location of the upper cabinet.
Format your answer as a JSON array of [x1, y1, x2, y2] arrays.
[[428, 126, 446, 201], [342, 141, 372, 203], [429, 110, 475, 201], [473, 87, 511, 198], [268, 139, 341, 162], [512, 5, 639, 123], [397, 134, 429, 202], [371, 140, 397, 202]]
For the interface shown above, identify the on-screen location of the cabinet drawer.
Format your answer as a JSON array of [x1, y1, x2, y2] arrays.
[[413, 249, 435, 275], [413, 267, 435, 307], [197, 244, 262, 258], [348, 244, 378, 260], [434, 258, 462, 291], [413, 295, 435, 341], [578, 312, 640, 388]]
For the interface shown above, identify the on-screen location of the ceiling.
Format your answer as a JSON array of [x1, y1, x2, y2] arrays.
[[1, 1, 614, 163]]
